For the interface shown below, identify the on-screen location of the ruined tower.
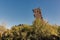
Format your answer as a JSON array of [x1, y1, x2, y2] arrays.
[[33, 8, 43, 20]]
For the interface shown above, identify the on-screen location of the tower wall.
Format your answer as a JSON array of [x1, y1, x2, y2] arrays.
[[33, 8, 43, 20]]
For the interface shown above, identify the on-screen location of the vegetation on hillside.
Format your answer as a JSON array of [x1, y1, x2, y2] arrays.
[[0, 18, 60, 40]]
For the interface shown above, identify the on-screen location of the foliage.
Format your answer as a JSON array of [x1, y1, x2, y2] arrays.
[[0, 18, 60, 40], [58, 26, 60, 37]]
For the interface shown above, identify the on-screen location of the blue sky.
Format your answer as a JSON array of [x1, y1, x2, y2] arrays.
[[0, 0, 60, 28]]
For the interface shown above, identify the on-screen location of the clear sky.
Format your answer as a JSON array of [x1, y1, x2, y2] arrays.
[[0, 0, 60, 28]]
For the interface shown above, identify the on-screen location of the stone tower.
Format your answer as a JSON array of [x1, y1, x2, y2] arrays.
[[33, 8, 43, 20]]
